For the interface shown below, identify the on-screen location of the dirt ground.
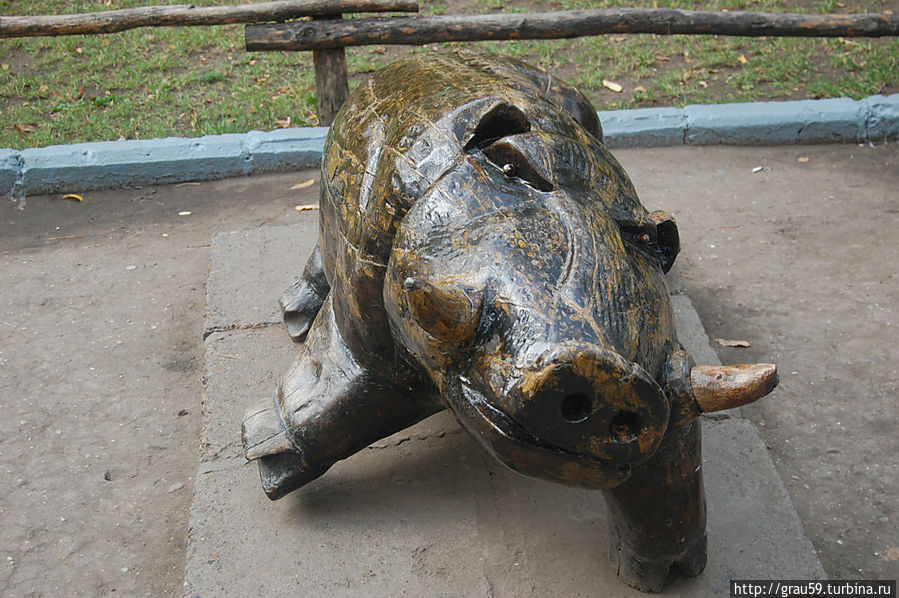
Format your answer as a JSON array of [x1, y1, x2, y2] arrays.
[[1, 143, 897, 596], [0, 172, 315, 596]]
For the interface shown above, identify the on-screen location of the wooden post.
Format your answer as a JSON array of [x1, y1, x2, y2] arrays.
[[312, 16, 350, 126]]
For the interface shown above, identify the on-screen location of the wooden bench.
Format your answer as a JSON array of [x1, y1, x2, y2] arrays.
[[3, 2, 897, 125], [246, 7, 899, 124]]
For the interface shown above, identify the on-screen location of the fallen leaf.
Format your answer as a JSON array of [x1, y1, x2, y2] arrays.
[[75, 87, 85, 100], [75, 47, 84, 55], [47, 234, 85, 241], [738, 54, 748, 65], [275, 116, 292, 128], [290, 178, 316, 190], [609, 36, 627, 42], [38, 84, 48, 93], [1, 63, 9, 71], [602, 79, 623, 93], [798, 156, 810, 163], [714, 338, 751, 348], [655, 55, 671, 62], [61, 193, 83, 202], [248, 58, 257, 65], [295, 204, 319, 212], [372, 45, 387, 54], [13, 124, 37, 138], [698, 80, 708, 88], [882, 547, 899, 561], [634, 86, 648, 93], [884, 9, 893, 15]]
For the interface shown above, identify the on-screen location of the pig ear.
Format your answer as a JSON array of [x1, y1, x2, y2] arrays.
[[649, 210, 680, 273], [464, 103, 531, 152]]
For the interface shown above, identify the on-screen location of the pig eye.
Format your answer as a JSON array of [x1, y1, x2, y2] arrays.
[[619, 219, 679, 274], [483, 143, 554, 192], [620, 224, 660, 255], [620, 224, 656, 246]]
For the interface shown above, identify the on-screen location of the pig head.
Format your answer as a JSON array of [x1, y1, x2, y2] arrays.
[[385, 106, 687, 490]]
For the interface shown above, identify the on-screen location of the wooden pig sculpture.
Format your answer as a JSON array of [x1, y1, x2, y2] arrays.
[[242, 51, 777, 592]]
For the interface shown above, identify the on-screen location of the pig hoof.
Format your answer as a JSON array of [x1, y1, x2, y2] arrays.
[[279, 279, 325, 342], [613, 550, 675, 593], [609, 534, 707, 592], [242, 398, 328, 500], [673, 534, 707, 578]]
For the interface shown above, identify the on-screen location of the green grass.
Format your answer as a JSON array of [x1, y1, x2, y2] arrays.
[[1, 0, 896, 149]]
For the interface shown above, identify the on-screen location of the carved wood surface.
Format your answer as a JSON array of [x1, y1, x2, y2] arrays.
[[0, 0, 418, 38], [241, 51, 780, 591], [246, 8, 899, 50]]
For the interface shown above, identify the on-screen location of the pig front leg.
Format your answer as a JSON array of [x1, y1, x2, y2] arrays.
[[603, 419, 707, 592], [243, 294, 443, 499], [280, 242, 330, 342]]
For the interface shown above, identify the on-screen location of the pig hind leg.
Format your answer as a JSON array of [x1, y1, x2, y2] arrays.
[[280, 242, 330, 341]]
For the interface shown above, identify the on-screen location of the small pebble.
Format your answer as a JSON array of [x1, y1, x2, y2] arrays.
[[125, 266, 137, 271], [167, 482, 184, 493]]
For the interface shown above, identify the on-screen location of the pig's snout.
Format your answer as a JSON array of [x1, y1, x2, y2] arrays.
[[506, 345, 670, 465]]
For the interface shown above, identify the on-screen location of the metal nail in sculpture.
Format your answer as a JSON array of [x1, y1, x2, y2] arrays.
[[242, 50, 778, 592]]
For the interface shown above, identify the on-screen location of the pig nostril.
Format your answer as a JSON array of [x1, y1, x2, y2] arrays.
[[610, 411, 641, 443], [560, 392, 593, 423]]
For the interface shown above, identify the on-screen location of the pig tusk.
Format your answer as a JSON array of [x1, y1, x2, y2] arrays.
[[690, 364, 778, 413]]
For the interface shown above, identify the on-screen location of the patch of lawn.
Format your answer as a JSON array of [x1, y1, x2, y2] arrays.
[[1, 0, 896, 148]]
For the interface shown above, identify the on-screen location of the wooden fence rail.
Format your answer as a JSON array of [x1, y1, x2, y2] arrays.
[[0, 0, 417, 38], [246, 8, 899, 50], [246, 7, 899, 123]]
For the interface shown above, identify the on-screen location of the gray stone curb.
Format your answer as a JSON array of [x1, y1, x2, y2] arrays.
[[598, 94, 899, 148], [3, 95, 897, 197]]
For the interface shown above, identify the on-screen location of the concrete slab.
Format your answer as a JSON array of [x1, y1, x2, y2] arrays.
[[203, 223, 318, 337], [186, 224, 823, 596]]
